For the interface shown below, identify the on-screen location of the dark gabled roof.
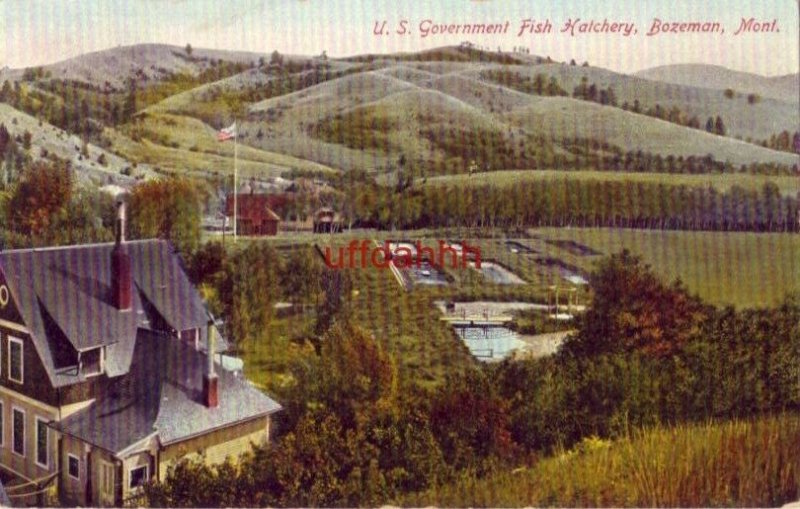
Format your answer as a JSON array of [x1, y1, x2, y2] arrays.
[[0, 240, 211, 387], [52, 329, 281, 454]]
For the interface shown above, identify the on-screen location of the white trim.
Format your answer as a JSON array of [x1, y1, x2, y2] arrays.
[[128, 463, 149, 491], [8, 336, 24, 384], [67, 453, 80, 481], [99, 459, 115, 502], [0, 318, 27, 334], [11, 406, 25, 458], [114, 432, 158, 458], [34, 416, 49, 469]]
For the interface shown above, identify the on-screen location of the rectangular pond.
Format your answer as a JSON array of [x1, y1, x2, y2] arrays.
[[535, 257, 589, 285], [468, 260, 526, 284], [454, 325, 529, 362]]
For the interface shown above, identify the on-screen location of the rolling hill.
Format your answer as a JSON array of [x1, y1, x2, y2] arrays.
[[467, 62, 798, 141], [0, 44, 270, 90], [232, 60, 796, 172], [1, 44, 796, 185], [0, 103, 145, 185], [636, 64, 799, 103]]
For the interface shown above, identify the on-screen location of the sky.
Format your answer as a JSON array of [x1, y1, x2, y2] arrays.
[[1, 0, 798, 75]]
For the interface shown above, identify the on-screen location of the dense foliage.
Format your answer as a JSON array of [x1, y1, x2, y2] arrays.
[[0, 158, 116, 248], [144, 249, 800, 507], [128, 178, 204, 255]]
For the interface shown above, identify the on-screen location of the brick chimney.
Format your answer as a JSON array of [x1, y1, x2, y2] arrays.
[[203, 323, 219, 408], [111, 199, 132, 311]]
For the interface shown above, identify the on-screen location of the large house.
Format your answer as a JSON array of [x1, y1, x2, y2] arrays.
[[0, 203, 281, 506]]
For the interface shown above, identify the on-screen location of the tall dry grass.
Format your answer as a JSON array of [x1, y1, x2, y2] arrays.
[[402, 414, 800, 507]]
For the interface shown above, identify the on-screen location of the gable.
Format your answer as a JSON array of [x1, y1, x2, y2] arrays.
[[0, 266, 24, 326]]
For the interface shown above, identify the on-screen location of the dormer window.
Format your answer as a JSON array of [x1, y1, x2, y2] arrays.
[[79, 347, 104, 377]]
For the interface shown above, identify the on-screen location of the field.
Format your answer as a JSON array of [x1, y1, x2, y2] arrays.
[[402, 413, 800, 507], [221, 226, 800, 310], [425, 169, 800, 196], [529, 228, 800, 308]]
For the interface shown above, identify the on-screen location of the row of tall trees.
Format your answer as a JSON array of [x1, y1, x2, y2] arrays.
[[342, 179, 799, 232]]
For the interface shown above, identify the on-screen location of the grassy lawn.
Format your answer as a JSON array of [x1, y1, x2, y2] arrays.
[[425, 169, 799, 196], [529, 227, 800, 308], [401, 413, 800, 507], [234, 226, 800, 309]]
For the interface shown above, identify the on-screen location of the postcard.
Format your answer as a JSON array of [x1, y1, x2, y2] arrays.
[[0, 0, 798, 507]]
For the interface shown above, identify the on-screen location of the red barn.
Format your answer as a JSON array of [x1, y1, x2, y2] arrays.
[[225, 194, 281, 236]]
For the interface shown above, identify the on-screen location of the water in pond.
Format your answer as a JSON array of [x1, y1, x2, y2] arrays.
[[469, 261, 526, 284], [455, 326, 528, 361], [405, 260, 449, 286]]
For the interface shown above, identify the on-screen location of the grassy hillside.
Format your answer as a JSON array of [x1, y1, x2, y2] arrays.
[[240, 65, 795, 171], [473, 62, 799, 141], [503, 96, 796, 167], [636, 64, 800, 103], [115, 45, 796, 176], [107, 112, 337, 179], [0, 103, 142, 185], [402, 414, 800, 507], [4, 44, 794, 184], [0, 44, 268, 89]]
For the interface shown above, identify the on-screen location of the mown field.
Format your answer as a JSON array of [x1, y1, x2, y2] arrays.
[[529, 228, 800, 308], [401, 413, 800, 507], [425, 169, 799, 196]]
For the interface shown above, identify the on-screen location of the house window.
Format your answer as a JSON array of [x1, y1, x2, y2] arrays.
[[12, 407, 24, 457], [35, 417, 48, 468], [8, 336, 23, 384], [68, 454, 80, 480], [129, 464, 149, 490], [80, 348, 103, 377]]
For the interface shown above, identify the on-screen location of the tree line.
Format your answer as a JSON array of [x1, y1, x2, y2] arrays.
[[341, 178, 799, 232]]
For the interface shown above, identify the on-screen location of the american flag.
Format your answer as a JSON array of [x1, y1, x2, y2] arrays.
[[217, 122, 236, 142]]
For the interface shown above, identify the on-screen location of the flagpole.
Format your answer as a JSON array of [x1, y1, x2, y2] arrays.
[[233, 119, 238, 242]]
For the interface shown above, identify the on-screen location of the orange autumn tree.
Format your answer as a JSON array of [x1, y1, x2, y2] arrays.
[[5, 159, 73, 237], [566, 250, 710, 358]]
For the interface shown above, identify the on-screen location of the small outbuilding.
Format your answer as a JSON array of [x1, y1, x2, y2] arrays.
[[313, 207, 342, 233], [225, 194, 281, 236]]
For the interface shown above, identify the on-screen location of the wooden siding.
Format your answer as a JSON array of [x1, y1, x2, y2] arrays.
[[0, 390, 57, 483], [158, 416, 269, 480]]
